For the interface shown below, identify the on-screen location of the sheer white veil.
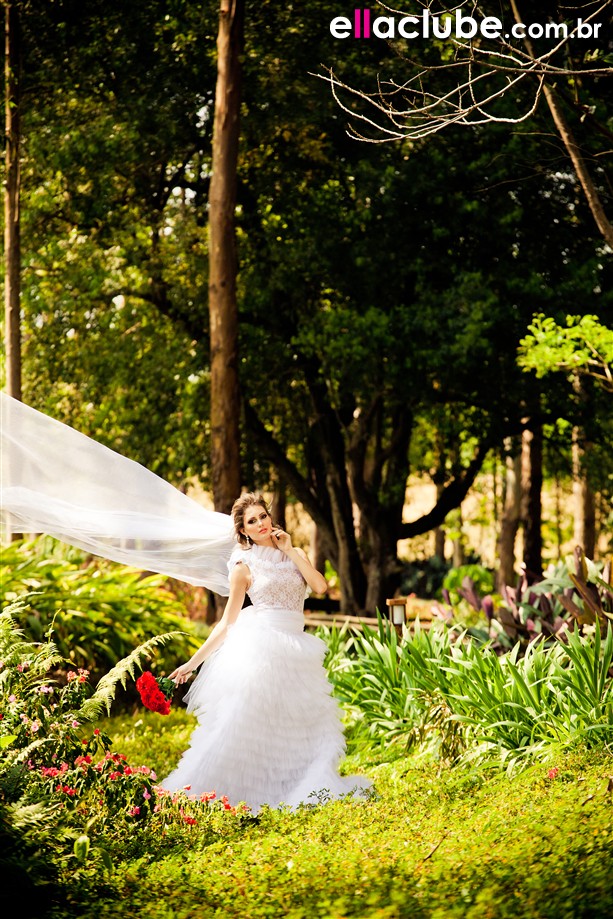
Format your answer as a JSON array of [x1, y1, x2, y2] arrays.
[[0, 393, 236, 595]]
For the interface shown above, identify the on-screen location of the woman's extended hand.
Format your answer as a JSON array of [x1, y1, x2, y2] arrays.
[[170, 662, 195, 685], [271, 528, 292, 554]]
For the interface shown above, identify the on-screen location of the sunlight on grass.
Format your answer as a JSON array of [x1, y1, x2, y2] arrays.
[[63, 709, 613, 919]]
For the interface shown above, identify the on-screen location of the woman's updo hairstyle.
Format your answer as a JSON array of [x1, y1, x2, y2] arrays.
[[231, 492, 272, 547]]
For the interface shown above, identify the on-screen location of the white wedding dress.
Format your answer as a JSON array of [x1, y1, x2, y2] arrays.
[[160, 543, 372, 811]]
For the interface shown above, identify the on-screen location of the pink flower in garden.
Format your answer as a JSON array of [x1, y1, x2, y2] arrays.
[[42, 767, 60, 778], [94, 728, 100, 735], [8, 694, 16, 703], [67, 671, 78, 681], [30, 721, 41, 733], [547, 767, 559, 780], [128, 806, 140, 816], [17, 662, 30, 672], [143, 789, 151, 800], [71, 720, 80, 728], [109, 771, 121, 781]]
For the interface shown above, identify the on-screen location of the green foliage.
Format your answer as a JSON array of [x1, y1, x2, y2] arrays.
[[14, 0, 613, 613], [398, 555, 451, 599], [442, 564, 495, 606], [325, 614, 613, 769], [0, 604, 242, 909], [45, 732, 613, 919], [0, 537, 201, 679], [519, 313, 613, 391], [2, 601, 612, 918], [438, 549, 613, 650]]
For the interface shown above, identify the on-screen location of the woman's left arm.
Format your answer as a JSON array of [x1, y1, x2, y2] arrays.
[[272, 529, 328, 594]]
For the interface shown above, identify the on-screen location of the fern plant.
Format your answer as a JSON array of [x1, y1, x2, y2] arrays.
[[1, 600, 183, 788]]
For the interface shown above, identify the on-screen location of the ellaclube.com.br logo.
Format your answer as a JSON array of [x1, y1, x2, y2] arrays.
[[329, 8, 604, 40]]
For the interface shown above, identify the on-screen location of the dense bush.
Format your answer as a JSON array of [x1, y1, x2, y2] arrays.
[[398, 555, 451, 599], [325, 615, 613, 769], [0, 604, 243, 912], [0, 537, 202, 679], [432, 549, 613, 652]]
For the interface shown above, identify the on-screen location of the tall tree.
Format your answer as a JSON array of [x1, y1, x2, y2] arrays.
[[4, 0, 21, 400], [208, 0, 244, 513]]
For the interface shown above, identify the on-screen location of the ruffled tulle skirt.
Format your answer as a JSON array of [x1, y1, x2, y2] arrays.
[[160, 606, 371, 812]]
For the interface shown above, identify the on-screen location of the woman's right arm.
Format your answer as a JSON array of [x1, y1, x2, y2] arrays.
[[170, 563, 250, 684]]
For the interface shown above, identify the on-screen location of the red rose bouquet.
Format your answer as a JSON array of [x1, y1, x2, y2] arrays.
[[136, 671, 175, 715]]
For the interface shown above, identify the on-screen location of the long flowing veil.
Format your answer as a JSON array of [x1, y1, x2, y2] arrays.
[[0, 393, 236, 595]]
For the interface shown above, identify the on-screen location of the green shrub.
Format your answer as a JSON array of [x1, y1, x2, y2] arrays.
[[0, 537, 202, 679], [442, 563, 495, 606], [325, 614, 613, 769], [0, 603, 242, 907]]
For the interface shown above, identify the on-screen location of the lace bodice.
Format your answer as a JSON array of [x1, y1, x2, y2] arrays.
[[228, 544, 307, 613]]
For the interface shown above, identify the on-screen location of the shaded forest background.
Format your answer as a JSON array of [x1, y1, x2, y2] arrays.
[[2, 0, 612, 614]]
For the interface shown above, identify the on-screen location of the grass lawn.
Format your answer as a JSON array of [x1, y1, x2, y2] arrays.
[[50, 708, 613, 919]]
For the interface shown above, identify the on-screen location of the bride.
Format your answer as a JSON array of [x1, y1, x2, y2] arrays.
[[163, 492, 371, 811], [1, 394, 371, 811]]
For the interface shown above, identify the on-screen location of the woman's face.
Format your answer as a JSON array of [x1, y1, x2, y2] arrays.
[[242, 504, 273, 544]]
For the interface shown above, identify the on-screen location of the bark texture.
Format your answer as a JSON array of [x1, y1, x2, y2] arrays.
[[497, 443, 522, 589], [208, 0, 244, 514], [4, 1, 21, 401], [520, 422, 543, 579]]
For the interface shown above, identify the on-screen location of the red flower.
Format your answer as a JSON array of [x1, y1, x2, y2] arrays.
[[136, 672, 173, 715]]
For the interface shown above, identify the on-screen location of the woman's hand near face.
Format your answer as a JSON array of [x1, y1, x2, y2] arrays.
[[271, 528, 292, 554]]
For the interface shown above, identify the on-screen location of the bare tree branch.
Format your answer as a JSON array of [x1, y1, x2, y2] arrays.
[[318, 0, 613, 244]]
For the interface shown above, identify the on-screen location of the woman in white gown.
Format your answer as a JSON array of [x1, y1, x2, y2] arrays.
[[162, 493, 372, 812], [0, 396, 371, 812]]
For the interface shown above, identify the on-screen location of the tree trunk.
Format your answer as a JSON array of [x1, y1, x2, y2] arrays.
[[572, 428, 596, 558], [520, 421, 543, 579], [271, 476, 287, 531], [496, 441, 522, 589], [208, 0, 244, 514], [5, 1, 21, 402], [311, 524, 328, 575], [326, 461, 367, 614], [360, 519, 401, 615]]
